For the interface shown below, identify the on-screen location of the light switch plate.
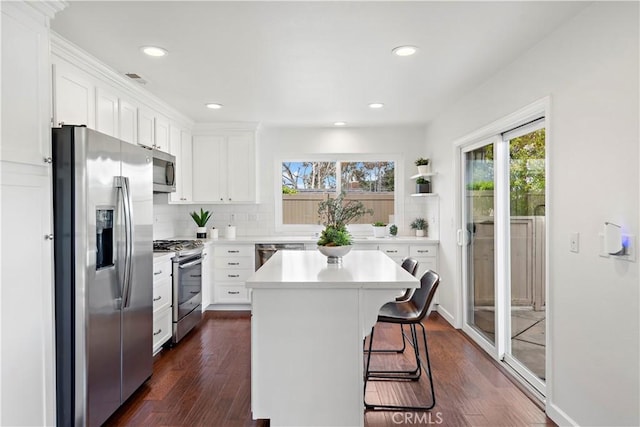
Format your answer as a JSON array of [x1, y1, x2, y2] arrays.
[[569, 232, 579, 253]]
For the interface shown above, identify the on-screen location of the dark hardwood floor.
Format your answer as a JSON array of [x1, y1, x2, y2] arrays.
[[105, 311, 555, 427]]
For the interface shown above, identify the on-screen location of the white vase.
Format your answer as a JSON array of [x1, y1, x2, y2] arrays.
[[196, 226, 207, 238], [372, 226, 387, 238], [417, 164, 431, 175], [317, 245, 352, 264], [416, 229, 425, 237]]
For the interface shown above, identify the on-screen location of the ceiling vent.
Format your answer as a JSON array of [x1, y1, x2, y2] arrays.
[[125, 73, 147, 85]]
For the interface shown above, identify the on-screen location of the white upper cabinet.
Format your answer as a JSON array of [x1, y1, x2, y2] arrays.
[[169, 124, 192, 203], [1, 3, 52, 165], [192, 131, 256, 204], [137, 107, 155, 148], [95, 86, 118, 137], [154, 115, 169, 151], [53, 59, 95, 129], [118, 99, 138, 145]]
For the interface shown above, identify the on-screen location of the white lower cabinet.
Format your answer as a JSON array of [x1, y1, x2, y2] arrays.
[[211, 245, 254, 305], [152, 258, 173, 354]]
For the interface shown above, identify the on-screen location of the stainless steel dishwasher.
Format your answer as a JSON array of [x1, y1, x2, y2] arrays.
[[255, 243, 306, 270]]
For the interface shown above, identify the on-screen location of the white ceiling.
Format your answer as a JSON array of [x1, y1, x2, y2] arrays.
[[52, 1, 588, 126]]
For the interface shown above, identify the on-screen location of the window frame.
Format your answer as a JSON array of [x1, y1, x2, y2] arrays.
[[274, 153, 404, 234]]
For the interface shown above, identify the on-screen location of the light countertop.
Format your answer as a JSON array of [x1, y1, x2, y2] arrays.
[[170, 235, 439, 245], [246, 250, 419, 289]]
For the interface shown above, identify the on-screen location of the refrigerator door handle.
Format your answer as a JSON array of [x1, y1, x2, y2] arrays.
[[117, 176, 134, 308]]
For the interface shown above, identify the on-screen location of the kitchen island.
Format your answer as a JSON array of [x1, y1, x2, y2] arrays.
[[246, 250, 419, 427]]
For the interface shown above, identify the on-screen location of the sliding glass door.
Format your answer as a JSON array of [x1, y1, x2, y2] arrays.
[[460, 120, 547, 395]]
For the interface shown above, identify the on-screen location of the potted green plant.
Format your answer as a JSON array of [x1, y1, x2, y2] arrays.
[[389, 224, 398, 236], [190, 208, 212, 238], [415, 157, 431, 175], [410, 217, 428, 237], [372, 221, 387, 238], [416, 177, 431, 194], [317, 192, 373, 263]]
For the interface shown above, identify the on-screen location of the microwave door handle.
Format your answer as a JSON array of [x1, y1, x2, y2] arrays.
[[166, 162, 175, 186]]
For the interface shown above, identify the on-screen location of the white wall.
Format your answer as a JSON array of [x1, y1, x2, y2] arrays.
[[154, 125, 436, 239], [426, 3, 639, 426]]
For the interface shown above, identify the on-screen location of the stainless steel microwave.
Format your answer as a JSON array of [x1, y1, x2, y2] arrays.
[[152, 149, 176, 193]]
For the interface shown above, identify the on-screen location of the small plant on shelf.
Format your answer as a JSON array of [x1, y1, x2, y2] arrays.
[[415, 177, 431, 194], [372, 221, 387, 227], [190, 208, 212, 238], [372, 221, 387, 238], [389, 224, 398, 236], [410, 217, 428, 237], [415, 157, 431, 175]]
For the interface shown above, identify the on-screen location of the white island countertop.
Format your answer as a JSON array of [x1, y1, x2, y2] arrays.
[[246, 250, 417, 289]]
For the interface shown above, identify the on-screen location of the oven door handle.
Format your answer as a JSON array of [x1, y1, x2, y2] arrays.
[[179, 258, 203, 269]]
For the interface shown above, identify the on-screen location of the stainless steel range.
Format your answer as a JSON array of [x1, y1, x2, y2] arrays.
[[153, 240, 204, 344]]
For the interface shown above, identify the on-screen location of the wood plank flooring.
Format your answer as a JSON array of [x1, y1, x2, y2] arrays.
[[105, 311, 555, 427]]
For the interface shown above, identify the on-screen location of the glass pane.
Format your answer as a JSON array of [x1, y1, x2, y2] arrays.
[[282, 162, 336, 224], [465, 144, 495, 344], [509, 128, 546, 381], [341, 161, 395, 224]]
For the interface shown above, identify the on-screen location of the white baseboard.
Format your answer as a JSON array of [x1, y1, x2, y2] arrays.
[[205, 304, 251, 311], [546, 400, 578, 426], [436, 305, 456, 327]]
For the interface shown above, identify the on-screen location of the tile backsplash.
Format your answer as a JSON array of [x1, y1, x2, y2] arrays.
[[153, 193, 439, 240]]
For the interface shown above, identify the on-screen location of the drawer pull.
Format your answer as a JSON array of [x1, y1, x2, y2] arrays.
[[153, 270, 162, 275], [417, 250, 430, 253], [153, 329, 162, 336], [153, 296, 162, 302], [228, 291, 240, 295], [386, 250, 398, 253], [228, 262, 240, 266], [228, 274, 240, 278], [228, 250, 239, 253]]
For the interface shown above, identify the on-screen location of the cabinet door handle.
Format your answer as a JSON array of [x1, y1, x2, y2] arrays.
[[228, 262, 239, 266], [228, 291, 240, 295], [153, 296, 162, 301], [417, 250, 430, 254], [154, 270, 162, 275], [44, 234, 54, 240], [153, 329, 162, 336], [228, 250, 239, 253], [43, 157, 52, 164], [228, 274, 239, 278]]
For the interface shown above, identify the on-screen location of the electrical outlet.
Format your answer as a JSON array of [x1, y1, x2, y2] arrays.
[[569, 232, 579, 253]]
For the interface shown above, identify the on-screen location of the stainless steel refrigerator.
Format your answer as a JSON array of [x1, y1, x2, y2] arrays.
[[52, 126, 153, 426]]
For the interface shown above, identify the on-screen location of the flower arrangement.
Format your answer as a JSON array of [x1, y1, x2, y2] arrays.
[[317, 192, 373, 246]]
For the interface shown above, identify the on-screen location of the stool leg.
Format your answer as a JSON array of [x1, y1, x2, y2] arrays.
[[364, 324, 407, 354], [364, 321, 435, 412], [367, 324, 420, 379]]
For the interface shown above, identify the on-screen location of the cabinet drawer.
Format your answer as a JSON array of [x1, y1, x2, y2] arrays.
[[214, 245, 253, 257], [214, 269, 253, 282], [410, 245, 437, 258], [215, 284, 251, 303], [153, 278, 171, 312], [214, 256, 253, 270], [153, 260, 172, 282], [152, 307, 172, 352], [379, 244, 409, 258]]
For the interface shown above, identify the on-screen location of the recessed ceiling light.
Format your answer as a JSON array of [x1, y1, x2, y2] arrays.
[[140, 46, 168, 57], [333, 122, 347, 127], [392, 46, 418, 57], [368, 103, 384, 109], [205, 103, 223, 110]]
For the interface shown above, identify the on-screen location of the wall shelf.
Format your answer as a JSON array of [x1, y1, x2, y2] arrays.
[[410, 172, 437, 180]]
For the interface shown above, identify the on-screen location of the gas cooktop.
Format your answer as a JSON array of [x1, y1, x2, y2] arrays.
[[153, 239, 204, 253]]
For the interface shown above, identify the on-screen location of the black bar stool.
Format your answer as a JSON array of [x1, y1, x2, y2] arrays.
[[364, 257, 419, 354], [364, 270, 441, 411]]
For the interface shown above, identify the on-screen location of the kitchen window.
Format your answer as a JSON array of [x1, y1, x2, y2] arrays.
[[276, 156, 401, 232]]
